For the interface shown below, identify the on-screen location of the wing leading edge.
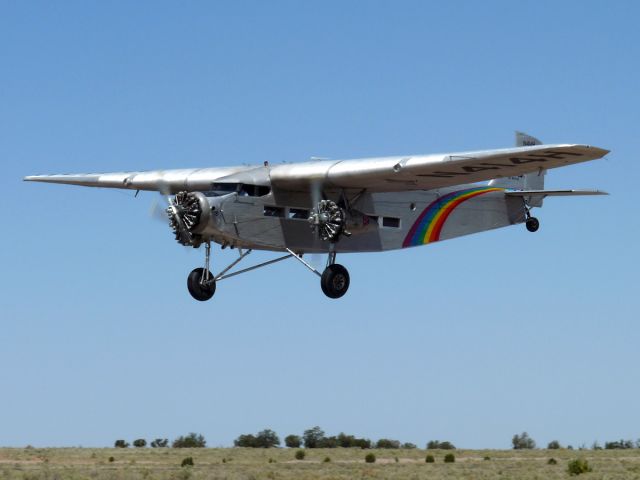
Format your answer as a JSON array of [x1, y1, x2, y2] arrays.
[[24, 144, 609, 194]]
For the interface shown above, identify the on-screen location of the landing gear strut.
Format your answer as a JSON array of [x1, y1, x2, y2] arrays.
[[187, 242, 216, 301], [184, 242, 352, 301], [320, 249, 350, 299], [523, 200, 540, 233]]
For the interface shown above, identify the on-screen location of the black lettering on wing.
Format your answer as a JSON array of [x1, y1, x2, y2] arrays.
[[416, 171, 470, 178]]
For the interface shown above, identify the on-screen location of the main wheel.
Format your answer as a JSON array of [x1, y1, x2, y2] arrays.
[[187, 267, 216, 301], [526, 217, 540, 233], [321, 264, 350, 299]]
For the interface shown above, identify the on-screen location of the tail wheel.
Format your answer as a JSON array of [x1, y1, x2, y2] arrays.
[[321, 264, 350, 299], [187, 267, 216, 301]]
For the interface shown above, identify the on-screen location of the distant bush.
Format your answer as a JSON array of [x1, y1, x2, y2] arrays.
[[365, 453, 376, 463], [394, 457, 399, 463], [256, 429, 280, 448], [181, 457, 194, 467], [151, 439, 169, 448], [425, 454, 435, 463], [592, 441, 602, 450], [133, 439, 147, 448], [604, 439, 634, 449], [234, 430, 280, 448], [548, 458, 558, 465], [484, 456, 491, 461], [567, 458, 592, 475], [234, 434, 257, 448], [376, 439, 401, 449], [426, 440, 455, 450], [547, 440, 561, 449], [108, 456, 115, 463], [268, 458, 274, 463], [114, 440, 129, 448], [444, 453, 455, 463], [323, 456, 331, 463], [295, 450, 305, 460], [402, 442, 416, 449], [172, 433, 206, 448], [303, 426, 325, 448], [512, 432, 536, 450], [285, 435, 302, 448]]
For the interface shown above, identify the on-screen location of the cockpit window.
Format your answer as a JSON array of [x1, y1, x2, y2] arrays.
[[208, 183, 270, 197]]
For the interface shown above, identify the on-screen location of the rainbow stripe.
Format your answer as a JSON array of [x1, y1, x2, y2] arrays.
[[402, 187, 503, 247]]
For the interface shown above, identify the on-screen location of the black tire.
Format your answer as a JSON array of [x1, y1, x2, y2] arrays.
[[187, 267, 216, 301], [321, 264, 350, 299], [526, 217, 540, 233]]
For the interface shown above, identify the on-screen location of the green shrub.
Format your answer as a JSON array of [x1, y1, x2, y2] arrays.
[[567, 458, 592, 475], [394, 457, 399, 463], [548, 458, 557, 465], [108, 457, 115, 463], [547, 440, 561, 449], [323, 456, 331, 463], [512, 432, 536, 449], [285, 435, 302, 448], [365, 453, 376, 463], [376, 438, 401, 449], [172, 433, 206, 448], [425, 454, 435, 463], [484, 456, 491, 461], [181, 457, 194, 467], [402, 442, 416, 449], [133, 439, 147, 448], [114, 440, 129, 448], [295, 450, 305, 460], [444, 453, 455, 463], [303, 426, 325, 448], [268, 458, 274, 463], [427, 440, 456, 450]]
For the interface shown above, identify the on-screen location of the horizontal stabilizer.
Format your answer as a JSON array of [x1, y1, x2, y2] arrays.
[[505, 189, 608, 197]]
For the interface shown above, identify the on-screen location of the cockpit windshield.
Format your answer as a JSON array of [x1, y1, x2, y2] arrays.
[[206, 183, 271, 197]]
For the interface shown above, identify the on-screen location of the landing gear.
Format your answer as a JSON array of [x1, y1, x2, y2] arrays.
[[187, 267, 216, 301], [321, 264, 350, 299], [319, 249, 350, 299], [187, 242, 216, 301], [183, 240, 352, 301], [526, 217, 539, 232]]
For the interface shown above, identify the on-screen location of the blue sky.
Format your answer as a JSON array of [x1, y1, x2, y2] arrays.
[[1, 1, 638, 449]]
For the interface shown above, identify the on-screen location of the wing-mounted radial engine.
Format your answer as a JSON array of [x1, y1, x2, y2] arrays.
[[307, 199, 352, 242], [167, 191, 209, 247]]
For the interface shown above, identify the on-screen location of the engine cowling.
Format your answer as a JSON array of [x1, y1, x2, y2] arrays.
[[167, 191, 209, 246]]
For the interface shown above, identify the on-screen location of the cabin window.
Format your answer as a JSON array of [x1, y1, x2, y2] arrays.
[[263, 206, 284, 217], [288, 208, 309, 220], [382, 217, 400, 228]]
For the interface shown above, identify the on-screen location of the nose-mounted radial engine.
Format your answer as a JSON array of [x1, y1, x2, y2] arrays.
[[166, 191, 209, 247]]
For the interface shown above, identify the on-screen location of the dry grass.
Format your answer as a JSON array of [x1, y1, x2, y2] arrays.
[[1, 447, 640, 479]]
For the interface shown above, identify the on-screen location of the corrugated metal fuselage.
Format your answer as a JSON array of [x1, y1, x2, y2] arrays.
[[199, 185, 526, 253]]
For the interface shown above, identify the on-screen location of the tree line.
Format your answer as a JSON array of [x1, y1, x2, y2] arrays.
[[113, 429, 640, 450]]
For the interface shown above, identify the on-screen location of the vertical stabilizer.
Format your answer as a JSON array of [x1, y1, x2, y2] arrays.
[[489, 132, 546, 205]]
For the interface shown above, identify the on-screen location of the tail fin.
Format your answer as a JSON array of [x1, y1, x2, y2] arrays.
[[488, 131, 546, 205]]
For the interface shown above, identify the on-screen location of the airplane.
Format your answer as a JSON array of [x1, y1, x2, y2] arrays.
[[24, 132, 609, 301]]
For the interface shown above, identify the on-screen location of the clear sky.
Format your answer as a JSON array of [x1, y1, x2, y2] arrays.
[[1, 1, 638, 449]]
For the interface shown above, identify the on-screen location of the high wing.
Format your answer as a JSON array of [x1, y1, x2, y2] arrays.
[[269, 144, 609, 193], [24, 144, 608, 194]]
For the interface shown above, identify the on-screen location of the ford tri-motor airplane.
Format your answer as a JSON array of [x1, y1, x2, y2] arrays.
[[25, 132, 608, 300]]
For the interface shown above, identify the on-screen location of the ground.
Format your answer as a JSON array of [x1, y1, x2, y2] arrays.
[[1, 447, 640, 479]]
